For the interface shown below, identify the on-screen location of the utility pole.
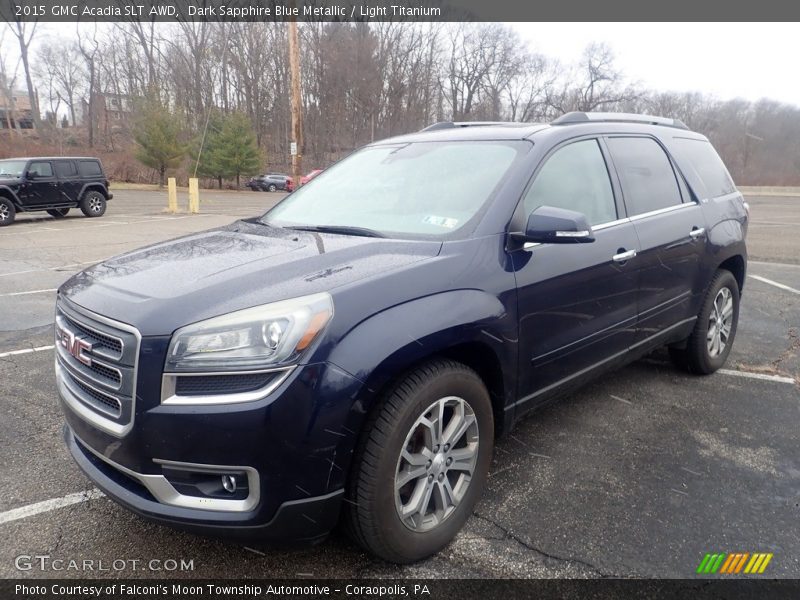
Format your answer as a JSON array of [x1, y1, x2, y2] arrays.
[[288, 19, 303, 188]]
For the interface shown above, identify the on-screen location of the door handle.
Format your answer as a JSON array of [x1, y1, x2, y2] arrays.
[[690, 227, 706, 239], [612, 249, 637, 263]]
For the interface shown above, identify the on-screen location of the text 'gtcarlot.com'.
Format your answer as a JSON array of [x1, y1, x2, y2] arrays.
[[14, 554, 195, 572]]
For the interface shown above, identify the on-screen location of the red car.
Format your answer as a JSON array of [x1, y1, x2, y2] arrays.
[[286, 169, 323, 192]]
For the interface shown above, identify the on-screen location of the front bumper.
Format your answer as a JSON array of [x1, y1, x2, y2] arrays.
[[64, 426, 342, 542], [59, 359, 365, 543]]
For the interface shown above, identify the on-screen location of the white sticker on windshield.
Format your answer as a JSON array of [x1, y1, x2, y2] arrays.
[[423, 215, 459, 229]]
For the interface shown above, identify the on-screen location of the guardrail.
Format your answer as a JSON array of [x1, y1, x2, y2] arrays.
[[739, 186, 800, 197]]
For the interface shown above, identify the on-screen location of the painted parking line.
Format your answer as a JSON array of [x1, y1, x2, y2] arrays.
[[0, 260, 98, 278], [718, 369, 796, 385], [0, 288, 57, 298], [0, 489, 104, 526], [0, 345, 55, 359], [1, 214, 217, 237], [748, 260, 800, 269], [748, 274, 800, 295]]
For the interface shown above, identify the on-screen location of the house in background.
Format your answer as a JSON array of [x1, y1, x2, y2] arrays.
[[0, 90, 35, 129], [78, 92, 135, 130]]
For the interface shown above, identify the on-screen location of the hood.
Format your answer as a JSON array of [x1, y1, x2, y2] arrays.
[[60, 220, 441, 335]]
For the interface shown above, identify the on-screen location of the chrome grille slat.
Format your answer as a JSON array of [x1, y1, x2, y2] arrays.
[[56, 343, 124, 392], [59, 311, 123, 359], [61, 368, 122, 418], [55, 298, 140, 437]]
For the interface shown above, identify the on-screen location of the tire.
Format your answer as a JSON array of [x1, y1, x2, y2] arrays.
[[268, 184, 277, 192], [345, 359, 494, 563], [670, 269, 740, 375], [0, 197, 15, 226], [47, 208, 69, 218], [79, 191, 106, 217]]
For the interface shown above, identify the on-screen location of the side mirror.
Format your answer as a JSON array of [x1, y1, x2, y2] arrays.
[[512, 205, 595, 244], [25, 170, 36, 180]]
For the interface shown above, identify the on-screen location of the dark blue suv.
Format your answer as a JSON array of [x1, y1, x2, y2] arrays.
[[56, 112, 747, 563]]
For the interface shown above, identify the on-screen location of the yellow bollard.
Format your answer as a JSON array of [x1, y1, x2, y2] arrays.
[[167, 177, 178, 213], [188, 178, 199, 214]]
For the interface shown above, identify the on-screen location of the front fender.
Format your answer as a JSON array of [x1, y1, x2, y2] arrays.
[[319, 289, 517, 491], [330, 289, 512, 386], [0, 185, 21, 208]]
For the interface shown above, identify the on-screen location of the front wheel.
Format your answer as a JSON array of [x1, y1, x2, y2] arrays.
[[670, 269, 740, 374], [0, 198, 15, 226], [80, 191, 106, 217], [47, 208, 69, 218], [267, 184, 277, 192], [345, 359, 494, 563]]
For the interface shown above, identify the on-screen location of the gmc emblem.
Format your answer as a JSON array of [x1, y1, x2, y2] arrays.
[[56, 323, 93, 366]]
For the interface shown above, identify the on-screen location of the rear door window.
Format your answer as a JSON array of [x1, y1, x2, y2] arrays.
[[523, 139, 617, 226], [55, 160, 78, 178], [78, 160, 102, 177], [606, 137, 683, 216]]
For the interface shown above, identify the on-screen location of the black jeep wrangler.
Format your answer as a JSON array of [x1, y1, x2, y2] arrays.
[[0, 157, 113, 226]]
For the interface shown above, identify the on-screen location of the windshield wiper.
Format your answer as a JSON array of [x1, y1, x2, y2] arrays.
[[285, 225, 386, 238]]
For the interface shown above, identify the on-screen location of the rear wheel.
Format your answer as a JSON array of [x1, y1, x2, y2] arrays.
[[0, 198, 15, 226], [345, 359, 494, 563], [267, 184, 277, 192], [47, 208, 69, 218], [670, 269, 740, 374], [79, 191, 106, 217]]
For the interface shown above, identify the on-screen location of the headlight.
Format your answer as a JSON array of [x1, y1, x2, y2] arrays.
[[165, 292, 333, 373]]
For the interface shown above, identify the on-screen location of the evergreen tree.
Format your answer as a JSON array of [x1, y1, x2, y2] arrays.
[[189, 111, 226, 189], [213, 112, 263, 188], [133, 95, 185, 188]]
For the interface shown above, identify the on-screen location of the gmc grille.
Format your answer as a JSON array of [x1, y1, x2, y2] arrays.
[[55, 298, 140, 436]]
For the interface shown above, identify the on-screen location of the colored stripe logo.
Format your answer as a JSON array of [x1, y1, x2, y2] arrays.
[[696, 552, 773, 574]]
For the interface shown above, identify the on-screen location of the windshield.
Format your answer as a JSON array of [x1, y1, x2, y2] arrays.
[[263, 141, 524, 239], [0, 160, 27, 178]]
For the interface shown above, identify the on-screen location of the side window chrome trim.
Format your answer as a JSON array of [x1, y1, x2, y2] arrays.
[[628, 201, 699, 222], [592, 217, 631, 231]]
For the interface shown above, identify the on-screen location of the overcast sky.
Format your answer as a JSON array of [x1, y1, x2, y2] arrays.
[[513, 22, 800, 106], [2, 21, 798, 107]]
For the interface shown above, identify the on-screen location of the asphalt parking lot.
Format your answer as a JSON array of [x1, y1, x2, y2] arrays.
[[1, 190, 798, 579]]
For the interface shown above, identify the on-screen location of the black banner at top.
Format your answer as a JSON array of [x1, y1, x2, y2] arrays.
[[2, 0, 800, 22]]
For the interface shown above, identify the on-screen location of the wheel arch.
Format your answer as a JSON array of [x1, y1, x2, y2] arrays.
[[79, 183, 109, 200], [0, 186, 21, 209], [326, 289, 517, 442], [718, 254, 746, 294]]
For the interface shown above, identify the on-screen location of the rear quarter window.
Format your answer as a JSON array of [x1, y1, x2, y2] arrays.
[[671, 138, 735, 199], [78, 160, 103, 177]]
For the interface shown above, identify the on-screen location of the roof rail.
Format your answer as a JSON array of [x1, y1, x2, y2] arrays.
[[420, 121, 534, 132], [551, 112, 689, 131]]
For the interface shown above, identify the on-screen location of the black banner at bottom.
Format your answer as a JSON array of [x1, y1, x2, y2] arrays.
[[3, 579, 800, 600]]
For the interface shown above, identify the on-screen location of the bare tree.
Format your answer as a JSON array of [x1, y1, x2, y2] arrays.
[[0, 28, 21, 132], [35, 40, 85, 127], [547, 42, 638, 114], [5, 18, 38, 125], [76, 23, 101, 146]]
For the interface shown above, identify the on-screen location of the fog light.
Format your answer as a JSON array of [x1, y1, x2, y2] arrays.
[[221, 474, 237, 493]]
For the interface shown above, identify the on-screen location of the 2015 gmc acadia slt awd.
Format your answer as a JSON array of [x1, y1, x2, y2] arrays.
[[56, 112, 747, 563]]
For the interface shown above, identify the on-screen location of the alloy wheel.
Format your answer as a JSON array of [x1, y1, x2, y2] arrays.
[[707, 287, 733, 357], [394, 396, 479, 532]]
